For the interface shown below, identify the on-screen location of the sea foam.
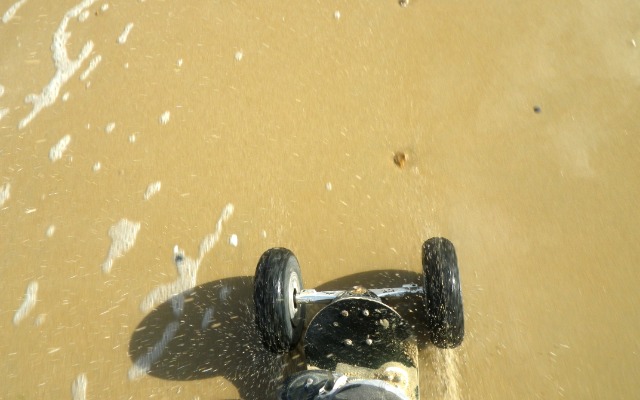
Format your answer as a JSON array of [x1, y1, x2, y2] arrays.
[[49, 135, 71, 162], [71, 373, 87, 400], [143, 181, 161, 200], [19, 0, 97, 129], [140, 204, 234, 313], [13, 281, 38, 326], [0, 182, 10, 207], [102, 219, 141, 273], [2, 0, 28, 24], [117, 23, 134, 44]]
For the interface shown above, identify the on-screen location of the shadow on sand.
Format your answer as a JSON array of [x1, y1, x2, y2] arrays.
[[128, 269, 425, 399]]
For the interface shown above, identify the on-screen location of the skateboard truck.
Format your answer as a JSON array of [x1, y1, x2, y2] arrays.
[[252, 237, 464, 400], [295, 283, 423, 304]]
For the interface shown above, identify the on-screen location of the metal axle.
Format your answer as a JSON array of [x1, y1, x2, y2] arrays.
[[295, 283, 423, 304]]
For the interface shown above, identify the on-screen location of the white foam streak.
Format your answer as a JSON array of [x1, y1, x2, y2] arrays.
[[139, 250, 197, 313], [159, 110, 170, 125], [78, 9, 89, 22], [143, 181, 161, 200], [2, 0, 28, 24], [13, 281, 38, 326], [49, 134, 71, 162], [0, 182, 10, 207], [71, 373, 87, 400], [140, 204, 234, 313], [199, 203, 234, 259], [102, 219, 141, 273], [19, 0, 98, 129], [128, 321, 179, 380], [117, 22, 134, 44], [80, 54, 102, 81]]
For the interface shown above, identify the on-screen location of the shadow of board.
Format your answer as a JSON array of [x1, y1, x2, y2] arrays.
[[128, 270, 425, 399]]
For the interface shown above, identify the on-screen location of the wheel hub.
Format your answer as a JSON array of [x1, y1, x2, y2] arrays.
[[287, 271, 300, 320]]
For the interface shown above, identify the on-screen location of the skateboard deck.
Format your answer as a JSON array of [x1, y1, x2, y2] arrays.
[[304, 295, 419, 400]]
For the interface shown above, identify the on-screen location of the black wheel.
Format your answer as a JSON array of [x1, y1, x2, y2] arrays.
[[422, 237, 464, 348], [254, 248, 305, 353]]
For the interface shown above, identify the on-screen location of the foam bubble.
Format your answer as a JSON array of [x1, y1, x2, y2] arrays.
[[177, 58, 183, 67], [78, 9, 89, 22], [2, 0, 28, 24], [92, 161, 101, 172], [234, 50, 243, 62], [159, 110, 170, 125], [128, 134, 136, 143], [100, 3, 108, 11], [104, 121, 115, 133], [49, 134, 71, 162], [62, 92, 70, 102], [143, 181, 161, 200], [229, 234, 238, 247], [71, 373, 87, 400], [80, 54, 101, 81], [117, 22, 134, 44], [0, 182, 10, 206], [46, 225, 55, 237], [0, 84, 4, 96], [13, 281, 38, 326], [101, 218, 141, 273], [18, 0, 97, 129], [0, 108, 8, 121]]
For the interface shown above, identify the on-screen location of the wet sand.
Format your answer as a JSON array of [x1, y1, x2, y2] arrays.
[[1, 0, 639, 398]]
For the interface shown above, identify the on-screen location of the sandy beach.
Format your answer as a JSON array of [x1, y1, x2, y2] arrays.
[[1, 0, 639, 398]]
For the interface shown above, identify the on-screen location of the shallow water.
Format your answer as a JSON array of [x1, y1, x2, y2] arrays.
[[1, 0, 639, 399]]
